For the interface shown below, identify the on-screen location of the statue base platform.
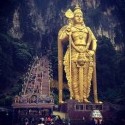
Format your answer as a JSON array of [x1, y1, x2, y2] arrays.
[[58, 99, 110, 120]]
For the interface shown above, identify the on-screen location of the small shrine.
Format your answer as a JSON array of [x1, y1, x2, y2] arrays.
[[12, 56, 54, 124]]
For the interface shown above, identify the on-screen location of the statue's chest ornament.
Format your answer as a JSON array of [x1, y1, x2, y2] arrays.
[[78, 33, 84, 39], [72, 26, 88, 40]]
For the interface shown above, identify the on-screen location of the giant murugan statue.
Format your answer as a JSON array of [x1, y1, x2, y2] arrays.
[[58, 5, 100, 103]]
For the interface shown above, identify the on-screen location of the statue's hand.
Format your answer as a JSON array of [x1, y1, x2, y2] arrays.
[[88, 50, 95, 56], [66, 26, 72, 35]]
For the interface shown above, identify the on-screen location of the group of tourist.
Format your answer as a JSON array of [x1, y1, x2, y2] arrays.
[[24, 115, 63, 125]]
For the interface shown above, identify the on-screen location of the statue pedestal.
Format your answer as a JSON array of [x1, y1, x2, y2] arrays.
[[57, 100, 123, 125], [58, 99, 105, 120]]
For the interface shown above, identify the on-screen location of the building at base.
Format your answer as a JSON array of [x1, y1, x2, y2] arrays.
[[12, 56, 54, 124]]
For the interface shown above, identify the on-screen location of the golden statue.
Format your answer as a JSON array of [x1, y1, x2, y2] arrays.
[[58, 5, 101, 103]]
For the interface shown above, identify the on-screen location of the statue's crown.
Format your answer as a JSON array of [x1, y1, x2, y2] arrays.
[[74, 4, 83, 15], [65, 4, 83, 19]]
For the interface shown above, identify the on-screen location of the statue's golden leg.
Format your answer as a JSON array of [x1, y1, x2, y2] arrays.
[[83, 63, 90, 103], [71, 62, 80, 101], [79, 66, 84, 102]]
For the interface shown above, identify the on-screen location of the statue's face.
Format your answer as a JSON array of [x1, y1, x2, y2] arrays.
[[74, 13, 83, 24]]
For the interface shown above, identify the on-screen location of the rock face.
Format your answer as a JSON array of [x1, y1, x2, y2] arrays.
[[3, 0, 125, 51]]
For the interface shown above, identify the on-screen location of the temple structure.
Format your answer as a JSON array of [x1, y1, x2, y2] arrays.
[[12, 56, 54, 124]]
